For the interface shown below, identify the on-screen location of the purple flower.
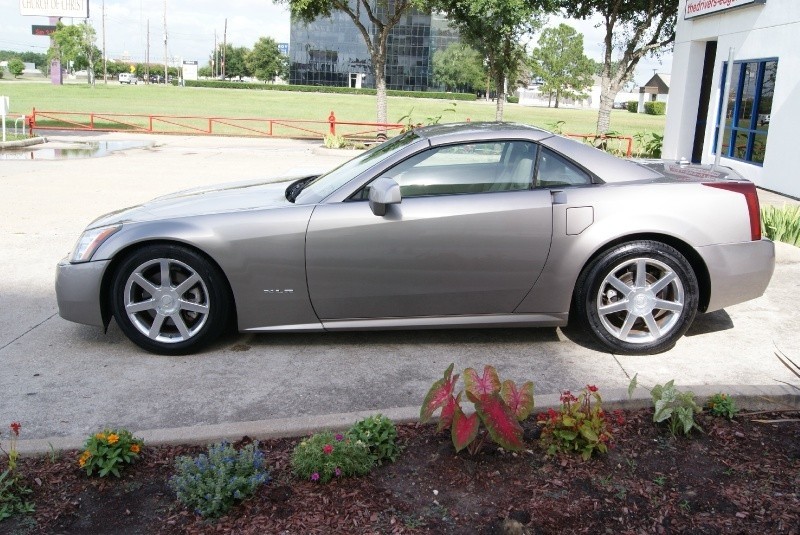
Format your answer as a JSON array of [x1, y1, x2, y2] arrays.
[[335, 467, 342, 477], [335, 433, 344, 442], [311, 472, 320, 481]]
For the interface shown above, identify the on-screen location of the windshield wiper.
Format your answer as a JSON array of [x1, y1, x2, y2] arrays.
[[285, 176, 315, 203]]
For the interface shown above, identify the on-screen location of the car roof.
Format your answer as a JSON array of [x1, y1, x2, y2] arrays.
[[414, 122, 663, 184]]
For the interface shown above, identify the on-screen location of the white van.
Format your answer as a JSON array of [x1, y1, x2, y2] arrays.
[[119, 73, 138, 85]]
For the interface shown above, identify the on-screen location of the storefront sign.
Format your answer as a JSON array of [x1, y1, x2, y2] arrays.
[[685, 0, 766, 19], [20, 0, 89, 18]]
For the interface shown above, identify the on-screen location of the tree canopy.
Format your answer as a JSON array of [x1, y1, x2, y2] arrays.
[[7, 58, 25, 78], [428, 0, 558, 120], [246, 37, 288, 82], [432, 43, 485, 93], [560, 0, 678, 132], [529, 24, 594, 108], [48, 21, 100, 83]]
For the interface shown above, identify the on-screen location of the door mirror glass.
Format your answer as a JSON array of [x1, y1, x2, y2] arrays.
[[368, 177, 402, 216]]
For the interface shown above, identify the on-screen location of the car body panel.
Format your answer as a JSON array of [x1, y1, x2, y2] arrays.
[[305, 189, 553, 320]]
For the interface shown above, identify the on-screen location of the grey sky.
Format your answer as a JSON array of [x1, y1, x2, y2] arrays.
[[1, 1, 670, 85]]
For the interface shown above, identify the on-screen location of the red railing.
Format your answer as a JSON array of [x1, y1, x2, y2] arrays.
[[29, 109, 405, 141]]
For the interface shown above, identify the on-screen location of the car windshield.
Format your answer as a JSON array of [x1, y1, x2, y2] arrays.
[[293, 131, 421, 204]]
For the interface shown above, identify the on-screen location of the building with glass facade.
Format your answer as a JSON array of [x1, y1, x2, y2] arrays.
[[289, 4, 459, 91]]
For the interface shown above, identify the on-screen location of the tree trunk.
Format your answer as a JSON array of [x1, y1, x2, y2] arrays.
[[494, 71, 505, 121], [555, 89, 560, 109], [597, 74, 624, 134], [372, 53, 388, 139]]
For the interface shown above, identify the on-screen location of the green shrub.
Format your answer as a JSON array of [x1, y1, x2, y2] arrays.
[[291, 431, 373, 483], [323, 133, 347, 149], [0, 470, 34, 521], [538, 386, 615, 460], [183, 80, 477, 101], [507, 96, 519, 104], [644, 101, 667, 115], [650, 380, 702, 437], [761, 205, 800, 246], [170, 441, 270, 518], [78, 429, 144, 477], [706, 393, 738, 420], [627, 101, 638, 113], [348, 414, 401, 465]]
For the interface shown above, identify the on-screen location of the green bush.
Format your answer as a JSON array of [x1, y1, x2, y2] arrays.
[[761, 205, 800, 246], [291, 431, 373, 483], [507, 96, 519, 104], [78, 429, 144, 477], [348, 414, 401, 465], [627, 101, 638, 113], [706, 393, 738, 420], [170, 441, 270, 518], [644, 101, 667, 115], [183, 80, 477, 101]]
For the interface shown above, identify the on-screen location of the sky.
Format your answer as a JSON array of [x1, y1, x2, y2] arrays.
[[0, 1, 671, 86]]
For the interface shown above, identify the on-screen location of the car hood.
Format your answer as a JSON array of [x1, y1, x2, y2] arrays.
[[88, 176, 312, 228]]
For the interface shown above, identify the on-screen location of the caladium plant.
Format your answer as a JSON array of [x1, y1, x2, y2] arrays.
[[420, 364, 534, 454]]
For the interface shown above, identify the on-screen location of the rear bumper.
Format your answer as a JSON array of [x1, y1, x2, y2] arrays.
[[697, 239, 775, 313], [55, 257, 109, 327]]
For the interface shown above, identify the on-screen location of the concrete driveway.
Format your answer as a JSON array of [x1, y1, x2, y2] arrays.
[[1, 132, 798, 443]]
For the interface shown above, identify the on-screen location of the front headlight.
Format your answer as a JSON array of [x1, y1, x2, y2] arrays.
[[70, 224, 122, 263]]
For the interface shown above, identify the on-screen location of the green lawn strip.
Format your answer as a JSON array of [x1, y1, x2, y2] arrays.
[[0, 80, 665, 138]]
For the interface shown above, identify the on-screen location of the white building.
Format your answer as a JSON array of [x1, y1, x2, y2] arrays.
[[664, 0, 800, 198]]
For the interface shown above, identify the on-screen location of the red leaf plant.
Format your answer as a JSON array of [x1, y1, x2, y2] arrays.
[[420, 364, 535, 454]]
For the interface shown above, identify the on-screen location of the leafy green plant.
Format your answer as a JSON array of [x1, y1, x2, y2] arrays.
[[626, 101, 638, 113], [546, 120, 566, 134], [761, 205, 800, 247], [420, 364, 534, 454], [538, 386, 616, 460], [323, 133, 347, 149], [706, 393, 738, 420], [644, 101, 666, 115], [630, 375, 702, 437], [291, 431, 373, 483], [77, 428, 144, 477], [644, 132, 663, 158], [170, 441, 270, 518], [1, 422, 34, 522], [348, 414, 401, 465], [397, 102, 457, 132]]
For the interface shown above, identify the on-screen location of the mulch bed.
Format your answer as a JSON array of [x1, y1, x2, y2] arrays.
[[1, 408, 798, 534]]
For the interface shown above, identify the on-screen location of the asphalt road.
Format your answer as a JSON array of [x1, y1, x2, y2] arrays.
[[1, 132, 798, 441]]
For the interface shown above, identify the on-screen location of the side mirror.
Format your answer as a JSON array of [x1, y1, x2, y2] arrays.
[[368, 177, 402, 216]]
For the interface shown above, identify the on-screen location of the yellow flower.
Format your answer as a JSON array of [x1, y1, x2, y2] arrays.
[[107, 433, 120, 445], [95, 432, 106, 440], [130, 444, 141, 454], [78, 450, 92, 468]]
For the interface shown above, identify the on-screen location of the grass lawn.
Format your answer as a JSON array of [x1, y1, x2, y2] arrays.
[[0, 79, 665, 140]]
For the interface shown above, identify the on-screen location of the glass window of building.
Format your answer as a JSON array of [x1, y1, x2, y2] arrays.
[[715, 59, 777, 165]]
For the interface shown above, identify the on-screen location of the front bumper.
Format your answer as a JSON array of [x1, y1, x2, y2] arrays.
[[55, 257, 110, 327], [697, 239, 775, 313]]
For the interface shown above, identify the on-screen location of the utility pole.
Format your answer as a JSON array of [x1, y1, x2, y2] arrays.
[[222, 18, 227, 79], [146, 19, 150, 83], [164, 0, 168, 84], [214, 30, 217, 78], [102, 0, 107, 83]]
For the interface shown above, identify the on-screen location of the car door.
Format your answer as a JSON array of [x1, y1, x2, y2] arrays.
[[304, 140, 554, 321]]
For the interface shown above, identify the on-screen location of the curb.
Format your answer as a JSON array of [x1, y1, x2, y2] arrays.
[[0, 136, 46, 150], [13, 384, 798, 456]]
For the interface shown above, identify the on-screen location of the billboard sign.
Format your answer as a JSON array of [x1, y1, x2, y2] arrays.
[[685, 0, 766, 19], [32, 25, 57, 35], [20, 0, 89, 18]]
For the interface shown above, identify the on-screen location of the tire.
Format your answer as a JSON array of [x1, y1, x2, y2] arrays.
[[110, 244, 232, 355], [573, 241, 699, 355]]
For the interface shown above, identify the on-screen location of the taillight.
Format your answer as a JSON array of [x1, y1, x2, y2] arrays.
[[702, 182, 761, 241]]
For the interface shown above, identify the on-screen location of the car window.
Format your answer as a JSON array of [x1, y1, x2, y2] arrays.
[[360, 140, 537, 198], [535, 148, 592, 188]]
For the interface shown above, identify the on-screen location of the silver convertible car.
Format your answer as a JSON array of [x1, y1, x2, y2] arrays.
[[56, 123, 775, 355]]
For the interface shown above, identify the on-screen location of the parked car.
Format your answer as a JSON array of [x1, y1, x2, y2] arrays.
[[612, 101, 628, 109], [118, 73, 138, 85], [55, 123, 775, 355]]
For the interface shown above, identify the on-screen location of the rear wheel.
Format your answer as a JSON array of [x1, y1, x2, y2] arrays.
[[110, 245, 231, 355], [574, 241, 699, 355]]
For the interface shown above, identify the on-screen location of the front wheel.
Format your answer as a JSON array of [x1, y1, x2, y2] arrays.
[[110, 245, 232, 355], [574, 241, 699, 355]]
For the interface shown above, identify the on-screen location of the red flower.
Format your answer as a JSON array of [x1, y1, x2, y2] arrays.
[[10, 422, 21, 436], [613, 409, 626, 426], [547, 408, 559, 423], [587, 385, 598, 393], [322, 444, 334, 455]]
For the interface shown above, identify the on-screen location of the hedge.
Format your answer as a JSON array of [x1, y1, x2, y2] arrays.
[[644, 101, 667, 115], [183, 80, 477, 101], [627, 101, 638, 113]]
